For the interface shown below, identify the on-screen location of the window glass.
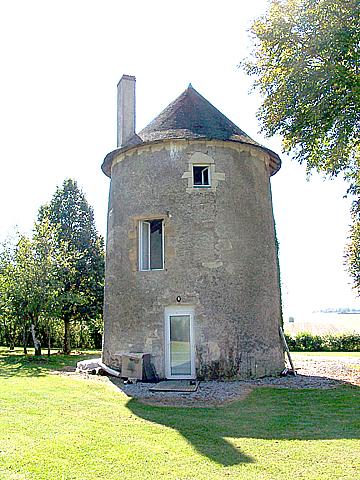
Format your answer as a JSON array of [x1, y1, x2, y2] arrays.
[[150, 220, 163, 270], [193, 165, 210, 186], [139, 219, 163, 270], [170, 315, 191, 375], [140, 221, 150, 270]]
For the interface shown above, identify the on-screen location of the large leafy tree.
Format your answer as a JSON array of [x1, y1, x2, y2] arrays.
[[243, 0, 360, 291], [38, 179, 105, 353], [31, 216, 64, 355], [0, 231, 55, 355]]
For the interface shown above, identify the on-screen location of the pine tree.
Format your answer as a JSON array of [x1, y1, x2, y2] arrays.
[[38, 179, 105, 353]]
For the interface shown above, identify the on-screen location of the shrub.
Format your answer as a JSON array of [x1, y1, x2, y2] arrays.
[[285, 332, 360, 352], [323, 333, 360, 352], [284, 333, 296, 350], [294, 332, 324, 351]]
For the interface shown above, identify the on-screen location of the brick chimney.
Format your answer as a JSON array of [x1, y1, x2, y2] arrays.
[[117, 75, 136, 147]]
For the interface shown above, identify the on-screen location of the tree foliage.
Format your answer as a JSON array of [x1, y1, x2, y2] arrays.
[[243, 0, 360, 293], [38, 179, 105, 353], [0, 231, 56, 355], [345, 202, 360, 293], [0, 179, 105, 354], [243, 0, 359, 174], [0, 238, 19, 350]]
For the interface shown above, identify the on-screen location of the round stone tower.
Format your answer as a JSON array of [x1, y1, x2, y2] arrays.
[[101, 75, 284, 380]]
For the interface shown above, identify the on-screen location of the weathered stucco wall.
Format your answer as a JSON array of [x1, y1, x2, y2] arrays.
[[102, 139, 284, 379]]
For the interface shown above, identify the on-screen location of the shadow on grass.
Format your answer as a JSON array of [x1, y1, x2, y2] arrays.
[[125, 381, 360, 467], [3, 348, 359, 468], [0, 350, 100, 378]]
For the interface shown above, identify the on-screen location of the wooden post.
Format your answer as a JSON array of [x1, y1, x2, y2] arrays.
[[279, 326, 296, 375]]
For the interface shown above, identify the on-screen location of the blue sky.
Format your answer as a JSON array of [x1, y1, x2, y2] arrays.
[[0, 0, 358, 319]]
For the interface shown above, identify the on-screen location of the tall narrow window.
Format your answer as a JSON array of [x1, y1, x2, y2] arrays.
[[193, 165, 210, 187], [139, 219, 164, 271]]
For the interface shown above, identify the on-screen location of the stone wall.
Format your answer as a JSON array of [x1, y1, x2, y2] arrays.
[[102, 139, 284, 379]]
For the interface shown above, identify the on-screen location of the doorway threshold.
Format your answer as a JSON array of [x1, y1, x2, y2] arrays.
[[149, 380, 199, 393]]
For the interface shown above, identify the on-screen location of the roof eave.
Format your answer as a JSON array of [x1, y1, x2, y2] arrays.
[[101, 137, 281, 178]]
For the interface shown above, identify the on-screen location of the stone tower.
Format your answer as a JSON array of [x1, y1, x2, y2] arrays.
[[101, 75, 284, 379]]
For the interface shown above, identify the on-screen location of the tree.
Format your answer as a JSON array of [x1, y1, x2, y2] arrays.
[[0, 239, 19, 351], [38, 179, 105, 353], [14, 236, 43, 355], [0, 233, 52, 355], [243, 0, 360, 292], [345, 201, 360, 293], [243, 0, 359, 174], [31, 216, 63, 355]]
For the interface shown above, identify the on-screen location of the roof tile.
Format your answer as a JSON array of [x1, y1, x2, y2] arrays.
[[102, 84, 281, 177]]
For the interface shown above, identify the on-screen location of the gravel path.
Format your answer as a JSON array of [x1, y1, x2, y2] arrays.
[[108, 354, 360, 407]]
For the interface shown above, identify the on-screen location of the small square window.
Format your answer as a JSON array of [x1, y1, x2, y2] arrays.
[[139, 219, 164, 271], [193, 165, 210, 187]]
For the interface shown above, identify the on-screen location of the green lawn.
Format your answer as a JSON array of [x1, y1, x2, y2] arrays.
[[0, 348, 359, 480]]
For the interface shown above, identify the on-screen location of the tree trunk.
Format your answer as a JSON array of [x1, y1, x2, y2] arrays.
[[63, 317, 71, 354], [31, 323, 42, 356], [47, 326, 51, 357], [23, 327, 28, 355], [79, 322, 83, 349]]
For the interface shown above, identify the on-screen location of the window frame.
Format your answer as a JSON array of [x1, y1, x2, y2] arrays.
[[138, 219, 165, 271], [192, 164, 211, 188]]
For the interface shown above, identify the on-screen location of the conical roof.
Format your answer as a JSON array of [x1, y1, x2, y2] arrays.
[[102, 85, 281, 176], [139, 85, 258, 145]]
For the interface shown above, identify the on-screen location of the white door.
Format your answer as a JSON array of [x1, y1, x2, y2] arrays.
[[165, 307, 195, 379]]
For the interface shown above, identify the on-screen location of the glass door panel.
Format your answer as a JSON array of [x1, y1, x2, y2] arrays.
[[169, 315, 191, 376]]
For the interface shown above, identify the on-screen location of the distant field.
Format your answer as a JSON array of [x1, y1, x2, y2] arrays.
[[285, 312, 360, 336]]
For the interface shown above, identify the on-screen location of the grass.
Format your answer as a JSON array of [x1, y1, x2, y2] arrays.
[[0, 347, 101, 378], [0, 348, 359, 480], [292, 351, 360, 357]]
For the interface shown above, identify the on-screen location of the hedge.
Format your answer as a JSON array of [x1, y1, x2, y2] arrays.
[[284, 332, 360, 352]]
